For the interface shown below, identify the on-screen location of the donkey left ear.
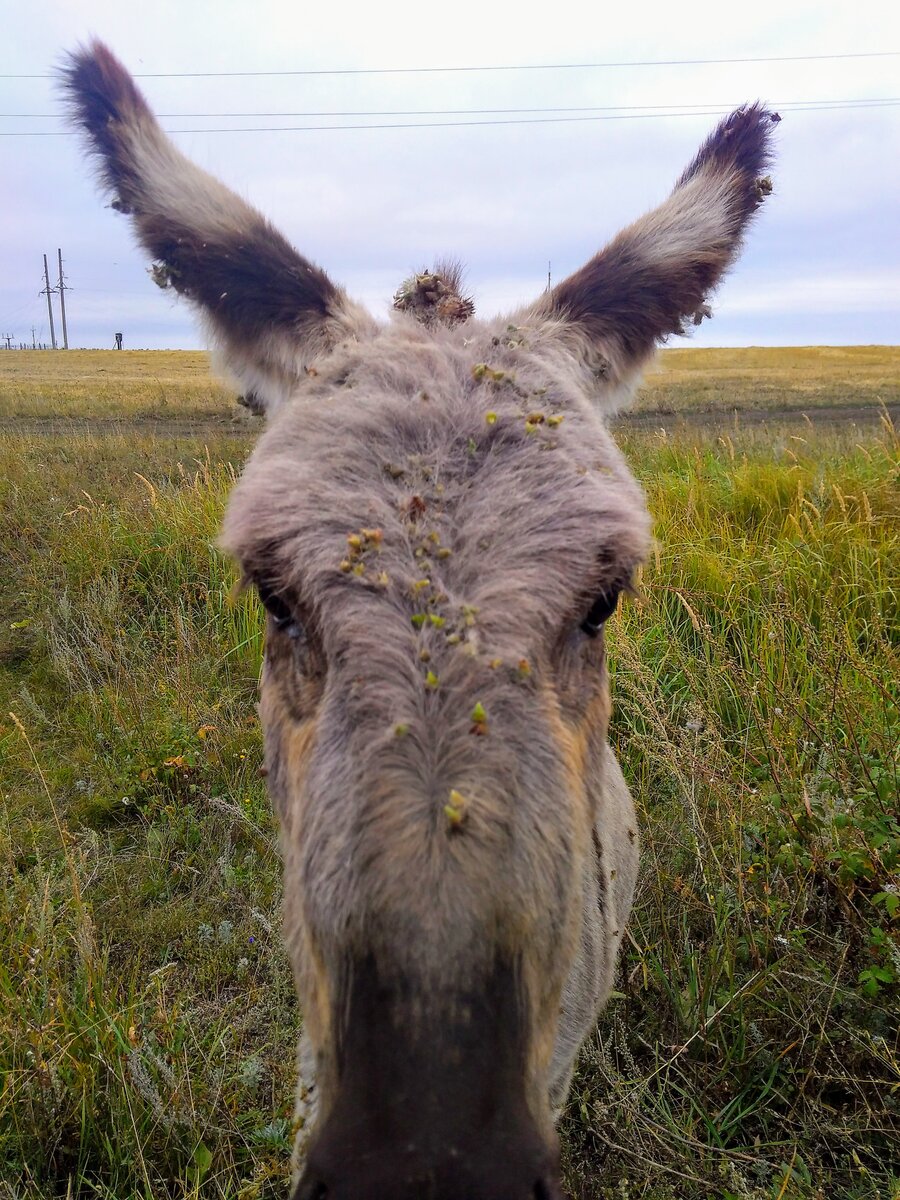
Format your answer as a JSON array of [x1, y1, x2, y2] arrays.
[[61, 41, 373, 414], [533, 104, 777, 394]]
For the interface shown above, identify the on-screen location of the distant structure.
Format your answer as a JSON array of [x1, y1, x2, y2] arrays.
[[57, 249, 70, 350], [40, 255, 57, 350], [114, 332, 123, 349]]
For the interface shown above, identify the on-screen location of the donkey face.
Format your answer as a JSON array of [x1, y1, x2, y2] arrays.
[[64, 42, 775, 1200]]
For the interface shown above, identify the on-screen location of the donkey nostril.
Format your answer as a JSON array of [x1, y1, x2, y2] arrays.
[[533, 1180, 555, 1200], [295, 1182, 327, 1200]]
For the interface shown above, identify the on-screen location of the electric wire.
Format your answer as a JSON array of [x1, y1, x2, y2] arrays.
[[2, 49, 898, 79], [3, 97, 897, 119], [2, 100, 898, 135]]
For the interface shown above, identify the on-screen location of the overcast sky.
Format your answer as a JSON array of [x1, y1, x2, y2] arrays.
[[1, 0, 898, 350]]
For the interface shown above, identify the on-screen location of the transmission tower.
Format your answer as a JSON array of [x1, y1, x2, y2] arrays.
[[57, 249, 70, 349], [40, 255, 57, 350]]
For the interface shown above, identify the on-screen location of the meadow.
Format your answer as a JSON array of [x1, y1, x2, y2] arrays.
[[0, 348, 897, 1199]]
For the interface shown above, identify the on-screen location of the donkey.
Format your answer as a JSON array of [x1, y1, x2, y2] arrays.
[[63, 41, 775, 1200]]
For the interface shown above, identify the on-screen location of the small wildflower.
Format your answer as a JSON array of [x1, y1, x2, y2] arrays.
[[411, 614, 426, 628], [485, 411, 497, 425], [425, 670, 440, 689], [428, 614, 445, 629], [547, 414, 564, 427], [394, 723, 410, 738]]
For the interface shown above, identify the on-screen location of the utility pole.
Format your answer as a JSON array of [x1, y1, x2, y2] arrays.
[[41, 255, 57, 350], [57, 249, 69, 350], [2, 333, 13, 350], [546, 261, 552, 291], [31, 326, 37, 349]]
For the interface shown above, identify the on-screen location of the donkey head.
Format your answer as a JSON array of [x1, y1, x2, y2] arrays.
[[64, 42, 775, 1200]]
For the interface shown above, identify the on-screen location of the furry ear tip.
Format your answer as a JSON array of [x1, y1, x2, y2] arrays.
[[59, 39, 112, 81]]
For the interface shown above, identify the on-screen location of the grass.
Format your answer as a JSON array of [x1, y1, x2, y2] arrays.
[[637, 346, 900, 416], [1, 346, 897, 423], [0, 349, 898, 1199]]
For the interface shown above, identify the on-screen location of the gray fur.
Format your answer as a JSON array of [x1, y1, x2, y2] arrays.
[[62, 41, 775, 1197]]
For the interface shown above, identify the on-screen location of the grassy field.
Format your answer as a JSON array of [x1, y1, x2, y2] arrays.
[[0, 349, 898, 1200]]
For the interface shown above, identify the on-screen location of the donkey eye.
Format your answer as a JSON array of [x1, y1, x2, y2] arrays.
[[257, 581, 303, 639], [580, 589, 620, 638]]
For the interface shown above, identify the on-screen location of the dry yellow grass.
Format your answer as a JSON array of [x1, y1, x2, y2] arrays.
[[0, 350, 233, 423], [637, 344, 899, 414], [1, 345, 897, 424]]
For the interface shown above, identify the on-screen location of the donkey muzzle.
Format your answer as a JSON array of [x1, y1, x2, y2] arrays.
[[293, 953, 563, 1200]]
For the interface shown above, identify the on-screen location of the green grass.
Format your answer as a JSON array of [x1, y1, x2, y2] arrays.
[[1, 351, 898, 1199]]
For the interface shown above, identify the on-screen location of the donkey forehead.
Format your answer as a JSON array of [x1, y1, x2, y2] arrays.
[[222, 322, 651, 623]]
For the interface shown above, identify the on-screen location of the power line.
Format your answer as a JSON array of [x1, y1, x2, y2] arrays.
[[3, 99, 898, 136], [2, 49, 899, 80], [4, 96, 896, 119]]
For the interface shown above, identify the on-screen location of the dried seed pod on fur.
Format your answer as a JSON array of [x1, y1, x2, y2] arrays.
[[444, 790, 468, 830]]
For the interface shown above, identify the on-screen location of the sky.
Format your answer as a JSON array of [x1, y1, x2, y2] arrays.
[[1, 0, 898, 350]]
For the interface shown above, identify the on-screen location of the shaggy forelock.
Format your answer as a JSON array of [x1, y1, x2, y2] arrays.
[[222, 314, 650, 655]]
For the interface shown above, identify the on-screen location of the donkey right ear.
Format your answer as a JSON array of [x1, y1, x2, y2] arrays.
[[61, 41, 372, 414], [533, 104, 777, 398]]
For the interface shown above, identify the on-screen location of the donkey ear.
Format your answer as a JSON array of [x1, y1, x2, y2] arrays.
[[61, 41, 371, 414], [538, 105, 777, 391]]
